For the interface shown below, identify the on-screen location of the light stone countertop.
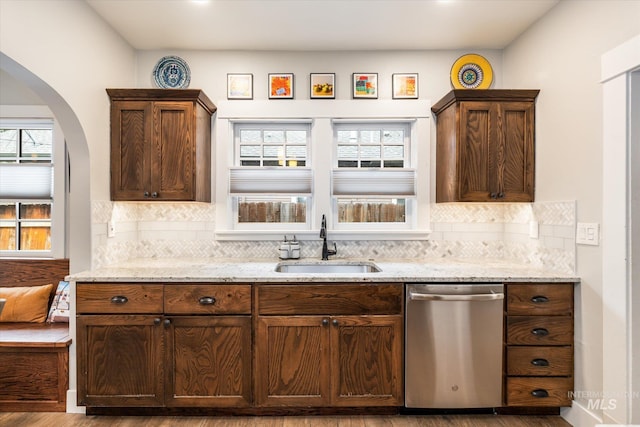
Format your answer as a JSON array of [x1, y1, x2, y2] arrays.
[[68, 257, 580, 284]]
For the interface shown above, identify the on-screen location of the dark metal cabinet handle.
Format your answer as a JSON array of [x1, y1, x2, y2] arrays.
[[144, 191, 150, 198], [163, 319, 171, 328], [531, 295, 549, 303], [532, 328, 549, 336], [498, 192, 505, 198], [332, 319, 339, 326], [322, 318, 329, 326], [151, 192, 158, 198], [489, 192, 497, 199], [531, 358, 549, 367], [154, 318, 161, 325], [531, 389, 549, 398], [198, 296, 216, 305], [110, 295, 128, 304]]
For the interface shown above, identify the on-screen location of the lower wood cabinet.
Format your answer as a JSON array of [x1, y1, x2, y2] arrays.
[[254, 284, 404, 407], [76, 283, 252, 408], [504, 283, 574, 407]]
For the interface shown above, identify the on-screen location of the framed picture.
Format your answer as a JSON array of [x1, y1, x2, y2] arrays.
[[310, 73, 335, 99], [393, 73, 419, 99], [269, 73, 294, 99], [352, 73, 378, 98], [227, 73, 253, 99]]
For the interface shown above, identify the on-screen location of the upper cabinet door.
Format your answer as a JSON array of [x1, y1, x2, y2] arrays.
[[110, 100, 153, 200], [107, 89, 215, 202], [432, 89, 538, 203]]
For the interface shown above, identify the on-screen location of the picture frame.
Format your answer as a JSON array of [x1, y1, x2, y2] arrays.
[[227, 73, 253, 99], [310, 73, 335, 99], [269, 73, 294, 99], [392, 73, 419, 99], [352, 73, 378, 98]]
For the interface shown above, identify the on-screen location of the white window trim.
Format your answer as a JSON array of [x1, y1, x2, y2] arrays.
[[214, 100, 431, 241], [0, 106, 65, 258]]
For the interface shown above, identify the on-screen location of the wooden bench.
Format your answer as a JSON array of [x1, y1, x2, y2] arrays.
[[0, 259, 71, 412]]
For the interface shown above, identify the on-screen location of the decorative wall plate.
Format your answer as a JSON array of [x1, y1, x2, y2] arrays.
[[450, 54, 493, 89], [153, 56, 191, 89]]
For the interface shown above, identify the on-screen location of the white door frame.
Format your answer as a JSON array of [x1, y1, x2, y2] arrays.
[[601, 34, 640, 425]]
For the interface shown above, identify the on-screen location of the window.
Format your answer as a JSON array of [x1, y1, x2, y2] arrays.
[[230, 122, 312, 230], [0, 116, 65, 256], [332, 121, 416, 229], [214, 100, 430, 240]]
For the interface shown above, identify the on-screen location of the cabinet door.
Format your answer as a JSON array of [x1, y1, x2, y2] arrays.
[[497, 101, 535, 202], [110, 101, 153, 200], [77, 315, 164, 407], [152, 102, 195, 200], [459, 101, 493, 201], [165, 316, 252, 407], [255, 316, 330, 407], [330, 315, 403, 406]]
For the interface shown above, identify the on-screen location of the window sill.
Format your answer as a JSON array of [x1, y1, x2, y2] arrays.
[[215, 229, 432, 241]]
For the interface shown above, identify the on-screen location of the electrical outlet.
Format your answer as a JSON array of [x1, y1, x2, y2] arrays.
[[576, 222, 599, 246], [107, 220, 116, 238], [529, 221, 539, 239]]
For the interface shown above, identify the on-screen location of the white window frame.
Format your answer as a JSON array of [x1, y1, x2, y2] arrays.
[[331, 120, 416, 231], [214, 100, 431, 241], [0, 106, 66, 258]]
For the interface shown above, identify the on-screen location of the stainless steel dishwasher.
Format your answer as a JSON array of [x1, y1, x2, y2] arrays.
[[405, 283, 504, 408]]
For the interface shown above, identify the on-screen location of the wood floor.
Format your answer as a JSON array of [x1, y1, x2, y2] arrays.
[[0, 413, 572, 427]]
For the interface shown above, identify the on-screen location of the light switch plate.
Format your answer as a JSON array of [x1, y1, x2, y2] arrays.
[[576, 222, 599, 246]]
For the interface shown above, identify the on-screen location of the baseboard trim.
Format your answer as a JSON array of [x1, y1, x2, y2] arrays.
[[66, 389, 85, 414], [562, 401, 604, 427]]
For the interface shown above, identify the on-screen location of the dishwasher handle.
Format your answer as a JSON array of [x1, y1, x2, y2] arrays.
[[408, 291, 504, 302]]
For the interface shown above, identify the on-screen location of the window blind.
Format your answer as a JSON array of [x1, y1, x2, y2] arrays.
[[332, 169, 416, 197], [229, 167, 312, 195], [0, 163, 53, 200]]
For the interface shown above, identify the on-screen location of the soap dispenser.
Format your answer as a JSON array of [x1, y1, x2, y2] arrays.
[[289, 235, 300, 259]]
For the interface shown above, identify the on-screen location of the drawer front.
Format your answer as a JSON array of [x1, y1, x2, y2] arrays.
[[257, 284, 402, 315], [164, 284, 251, 314], [76, 283, 163, 314], [506, 377, 573, 407], [507, 283, 573, 316], [507, 316, 573, 345], [507, 346, 573, 376]]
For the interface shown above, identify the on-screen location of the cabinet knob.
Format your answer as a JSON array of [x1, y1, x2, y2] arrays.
[[110, 295, 128, 305], [531, 295, 549, 304], [322, 318, 329, 326], [151, 192, 158, 198], [163, 319, 171, 328], [154, 318, 161, 325], [531, 389, 549, 398], [198, 296, 216, 305], [531, 327, 549, 336], [332, 319, 339, 326], [498, 192, 505, 199], [531, 358, 549, 367], [144, 191, 150, 198], [489, 192, 497, 199]]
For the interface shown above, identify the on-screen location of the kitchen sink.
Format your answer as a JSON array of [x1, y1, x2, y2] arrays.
[[275, 261, 381, 274]]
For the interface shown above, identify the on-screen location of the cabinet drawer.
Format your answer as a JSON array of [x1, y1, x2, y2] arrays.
[[76, 283, 163, 314], [507, 284, 573, 315], [507, 346, 573, 376], [257, 284, 402, 315], [507, 316, 573, 345], [506, 377, 573, 407], [164, 284, 251, 314]]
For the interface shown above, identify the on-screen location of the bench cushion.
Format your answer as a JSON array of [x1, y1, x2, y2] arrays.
[[0, 284, 53, 323]]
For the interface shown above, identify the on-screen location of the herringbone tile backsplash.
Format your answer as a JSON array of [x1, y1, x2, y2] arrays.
[[92, 200, 575, 274]]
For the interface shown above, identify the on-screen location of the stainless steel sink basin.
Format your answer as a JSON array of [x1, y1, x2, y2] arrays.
[[275, 261, 381, 274]]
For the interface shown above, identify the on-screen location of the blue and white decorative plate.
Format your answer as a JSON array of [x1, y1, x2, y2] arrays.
[[153, 56, 191, 89]]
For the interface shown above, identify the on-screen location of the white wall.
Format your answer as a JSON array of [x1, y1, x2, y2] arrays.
[[503, 1, 640, 425]]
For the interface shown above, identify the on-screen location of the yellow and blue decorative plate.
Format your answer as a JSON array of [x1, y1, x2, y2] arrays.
[[450, 54, 493, 89]]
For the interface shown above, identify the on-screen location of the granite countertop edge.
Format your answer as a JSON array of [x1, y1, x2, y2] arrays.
[[66, 258, 580, 284]]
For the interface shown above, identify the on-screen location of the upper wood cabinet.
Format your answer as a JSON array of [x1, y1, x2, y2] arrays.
[[107, 89, 216, 202], [431, 89, 539, 203]]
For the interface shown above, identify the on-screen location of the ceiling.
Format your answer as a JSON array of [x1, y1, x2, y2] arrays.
[[85, 0, 560, 51]]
